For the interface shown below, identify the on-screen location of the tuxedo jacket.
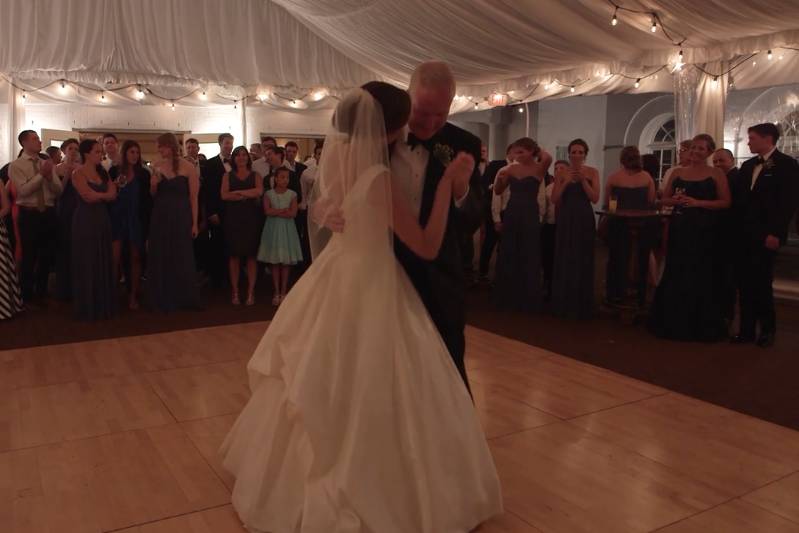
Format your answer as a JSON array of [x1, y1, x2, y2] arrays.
[[201, 155, 227, 221], [393, 122, 484, 336], [735, 149, 799, 247], [481, 159, 507, 197]]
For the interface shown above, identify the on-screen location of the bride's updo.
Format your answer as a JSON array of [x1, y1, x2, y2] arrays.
[[333, 81, 411, 136]]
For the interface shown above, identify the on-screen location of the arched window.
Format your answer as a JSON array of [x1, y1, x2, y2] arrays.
[[648, 118, 675, 182], [777, 111, 799, 158]]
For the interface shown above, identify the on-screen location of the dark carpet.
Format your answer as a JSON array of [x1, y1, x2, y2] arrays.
[[2, 273, 798, 433]]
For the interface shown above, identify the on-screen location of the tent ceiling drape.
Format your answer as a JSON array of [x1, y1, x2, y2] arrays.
[[2, 0, 799, 104]]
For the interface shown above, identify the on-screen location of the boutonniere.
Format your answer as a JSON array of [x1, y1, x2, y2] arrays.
[[763, 159, 776, 171], [432, 143, 454, 167]]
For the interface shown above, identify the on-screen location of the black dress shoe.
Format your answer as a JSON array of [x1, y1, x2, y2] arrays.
[[730, 335, 755, 344], [756, 332, 775, 348]]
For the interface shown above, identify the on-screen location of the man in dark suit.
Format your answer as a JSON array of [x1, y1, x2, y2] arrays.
[[284, 141, 308, 180], [731, 123, 799, 348], [712, 148, 741, 326], [478, 144, 513, 284], [388, 62, 483, 391], [201, 133, 234, 288]]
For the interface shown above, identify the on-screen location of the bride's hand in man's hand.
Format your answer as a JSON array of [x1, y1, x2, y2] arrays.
[[445, 152, 475, 194]]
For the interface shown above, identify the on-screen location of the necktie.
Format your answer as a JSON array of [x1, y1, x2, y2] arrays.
[[33, 158, 45, 211]]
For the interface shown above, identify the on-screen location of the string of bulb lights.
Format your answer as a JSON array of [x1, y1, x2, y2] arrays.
[[3, 74, 332, 110], [5, 0, 797, 115]]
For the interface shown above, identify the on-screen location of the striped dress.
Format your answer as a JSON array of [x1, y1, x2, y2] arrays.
[[0, 217, 23, 319]]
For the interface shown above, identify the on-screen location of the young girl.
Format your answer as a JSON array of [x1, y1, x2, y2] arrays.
[[258, 167, 303, 306]]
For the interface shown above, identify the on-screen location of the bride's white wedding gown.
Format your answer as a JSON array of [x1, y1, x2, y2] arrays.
[[220, 90, 502, 533]]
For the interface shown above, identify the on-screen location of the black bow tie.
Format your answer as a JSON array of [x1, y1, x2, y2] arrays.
[[407, 132, 434, 151], [223, 158, 231, 164]]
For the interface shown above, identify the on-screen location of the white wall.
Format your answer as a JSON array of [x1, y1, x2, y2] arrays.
[[536, 95, 608, 176]]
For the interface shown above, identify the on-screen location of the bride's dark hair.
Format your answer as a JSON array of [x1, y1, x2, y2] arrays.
[[361, 81, 411, 133], [332, 81, 410, 136]]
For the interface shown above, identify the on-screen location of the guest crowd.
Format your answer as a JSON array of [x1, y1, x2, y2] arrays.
[[0, 122, 797, 348], [468, 122, 798, 348], [0, 130, 318, 320]]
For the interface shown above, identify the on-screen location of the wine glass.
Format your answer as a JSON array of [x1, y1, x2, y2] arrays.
[[673, 186, 685, 214]]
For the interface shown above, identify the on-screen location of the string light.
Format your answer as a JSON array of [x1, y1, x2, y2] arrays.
[[474, 102, 479, 109], [517, 107, 524, 113], [21, 90, 27, 100], [311, 89, 327, 101], [570, 86, 575, 93], [767, 50, 773, 60], [544, 82, 552, 90], [58, 80, 68, 94], [779, 53, 785, 60], [711, 76, 719, 87], [257, 92, 269, 102], [610, 8, 618, 26], [199, 90, 207, 101], [135, 86, 145, 100], [99, 91, 106, 102], [650, 18, 657, 33], [634, 78, 641, 88], [752, 60, 757, 67], [170, 101, 176, 110]]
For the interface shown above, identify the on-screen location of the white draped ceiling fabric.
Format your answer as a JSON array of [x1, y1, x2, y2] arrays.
[[2, 0, 799, 157]]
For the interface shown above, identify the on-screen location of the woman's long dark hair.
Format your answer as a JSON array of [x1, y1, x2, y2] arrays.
[[230, 145, 252, 173], [119, 139, 143, 176], [78, 139, 109, 179]]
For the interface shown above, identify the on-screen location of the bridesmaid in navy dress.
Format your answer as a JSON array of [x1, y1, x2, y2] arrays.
[[551, 139, 600, 319], [492, 137, 552, 312], [71, 140, 117, 320], [109, 140, 151, 310], [146, 133, 201, 312], [54, 138, 81, 302], [603, 146, 657, 307], [649, 134, 731, 341]]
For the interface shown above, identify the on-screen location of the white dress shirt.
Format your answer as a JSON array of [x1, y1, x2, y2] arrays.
[[751, 146, 777, 190], [544, 182, 556, 224], [9, 153, 63, 208], [391, 127, 469, 219], [252, 158, 270, 181], [299, 159, 318, 211]]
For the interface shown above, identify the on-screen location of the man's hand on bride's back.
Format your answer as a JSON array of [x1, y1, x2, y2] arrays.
[[444, 152, 475, 196], [310, 199, 345, 233]]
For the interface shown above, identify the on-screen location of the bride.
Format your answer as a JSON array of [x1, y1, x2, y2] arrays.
[[221, 81, 502, 533]]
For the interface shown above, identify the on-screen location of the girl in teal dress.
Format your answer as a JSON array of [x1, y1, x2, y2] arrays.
[[258, 167, 303, 305]]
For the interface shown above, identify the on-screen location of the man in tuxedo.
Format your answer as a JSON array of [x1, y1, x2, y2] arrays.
[[101, 133, 120, 172], [478, 144, 513, 284], [712, 148, 741, 324], [731, 123, 799, 347], [284, 141, 307, 179], [201, 133, 234, 288], [389, 61, 483, 391]]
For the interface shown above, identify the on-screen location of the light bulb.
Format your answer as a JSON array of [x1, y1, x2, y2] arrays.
[[767, 50, 773, 60], [518, 107, 524, 113], [650, 18, 657, 32], [135, 87, 145, 100], [474, 102, 479, 109], [59, 81, 67, 93], [257, 92, 269, 102], [570, 86, 575, 93], [21, 90, 27, 100], [544, 82, 552, 90], [100, 92, 106, 102], [611, 14, 618, 26], [634, 78, 641, 88], [199, 90, 207, 101], [752, 60, 757, 67], [712, 76, 718, 86], [311, 90, 326, 101], [170, 102, 176, 110]]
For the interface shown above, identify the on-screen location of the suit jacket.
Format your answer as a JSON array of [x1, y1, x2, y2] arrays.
[[393, 122, 484, 336], [291, 161, 308, 181], [481, 159, 506, 197], [736, 149, 799, 247], [201, 155, 227, 221]]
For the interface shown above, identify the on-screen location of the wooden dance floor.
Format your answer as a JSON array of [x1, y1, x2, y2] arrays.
[[2, 322, 799, 533]]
